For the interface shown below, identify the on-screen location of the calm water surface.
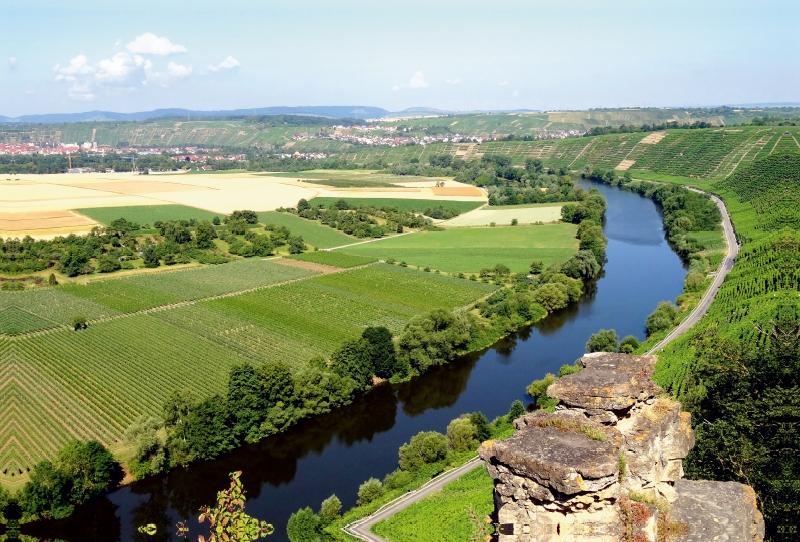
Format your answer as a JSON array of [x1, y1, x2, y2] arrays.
[[27, 181, 687, 542]]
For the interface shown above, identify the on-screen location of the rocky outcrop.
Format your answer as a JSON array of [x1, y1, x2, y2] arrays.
[[479, 352, 764, 542]]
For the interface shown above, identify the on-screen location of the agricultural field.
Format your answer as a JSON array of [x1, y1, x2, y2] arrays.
[[0, 264, 496, 482], [371, 466, 494, 542], [442, 203, 563, 227], [286, 251, 376, 268], [63, 259, 318, 312], [308, 198, 484, 214], [340, 223, 578, 273], [257, 211, 355, 248], [76, 204, 221, 226]]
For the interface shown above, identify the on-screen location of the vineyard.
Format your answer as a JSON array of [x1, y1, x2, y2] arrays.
[[655, 153, 800, 394], [287, 251, 376, 268], [0, 264, 495, 482], [715, 153, 800, 242]]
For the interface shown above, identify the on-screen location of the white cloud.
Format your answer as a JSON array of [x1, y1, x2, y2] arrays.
[[113, 39, 122, 48], [498, 81, 508, 86], [208, 55, 240, 72], [512, 90, 519, 97], [24, 90, 35, 95], [54, 55, 93, 82], [391, 85, 401, 91], [8, 57, 17, 69], [126, 33, 187, 55], [168, 62, 192, 78], [95, 53, 145, 83], [407, 71, 428, 88], [445, 78, 461, 85]]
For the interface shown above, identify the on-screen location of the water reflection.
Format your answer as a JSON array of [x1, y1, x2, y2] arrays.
[[23, 179, 688, 542]]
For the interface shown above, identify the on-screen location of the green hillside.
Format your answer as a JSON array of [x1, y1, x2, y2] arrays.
[[653, 153, 800, 532]]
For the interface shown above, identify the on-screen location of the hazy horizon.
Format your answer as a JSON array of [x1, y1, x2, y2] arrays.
[[2, 0, 798, 117]]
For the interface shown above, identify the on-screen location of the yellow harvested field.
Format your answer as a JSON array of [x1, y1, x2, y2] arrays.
[[2, 171, 486, 237], [0, 210, 97, 231], [430, 186, 484, 197], [65, 180, 212, 195]]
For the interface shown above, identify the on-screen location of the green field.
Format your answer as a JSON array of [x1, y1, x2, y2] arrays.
[[308, 198, 484, 214], [371, 466, 494, 542], [286, 251, 376, 268], [340, 223, 578, 273], [257, 211, 355, 248], [75, 204, 221, 226], [0, 264, 495, 481], [0, 260, 318, 334]]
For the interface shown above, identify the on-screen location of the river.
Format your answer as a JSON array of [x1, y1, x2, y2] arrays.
[[25, 180, 687, 542]]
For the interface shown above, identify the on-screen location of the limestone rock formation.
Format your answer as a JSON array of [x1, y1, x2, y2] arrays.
[[479, 352, 764, 542]]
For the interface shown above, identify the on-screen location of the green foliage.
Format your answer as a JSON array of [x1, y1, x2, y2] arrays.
[[586, 329, 620, 352], [331, 338, 374, 390], [619, 335, 641, 354], [318, 494, 341, 526], [70, 314, 87, 330], [287, 507, 322, 542], [645, 302, 678, 336], [397, 309, 473, 373], [507, 399, 526, 420], [468, 412, 492, 442], [398, 431, 449, 472], [526, 373, 557, 409], [558, 360, 582, 377], [371, 466, 495, 542], [560, 250, 601, 280], [20, 440, 122, 520], [446, 418, 478, 452], [195, 220, 218, 249], [357, 478, 384, 506], [124, 416, 166, 479], [383, 469, 415, 490], [531, 282, 569, 312]]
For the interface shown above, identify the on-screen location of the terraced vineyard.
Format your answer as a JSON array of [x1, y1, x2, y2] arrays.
[[0, 263, 495, 482]]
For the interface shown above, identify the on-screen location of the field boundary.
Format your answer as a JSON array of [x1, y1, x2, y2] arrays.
[[5, 260, 379, 339]]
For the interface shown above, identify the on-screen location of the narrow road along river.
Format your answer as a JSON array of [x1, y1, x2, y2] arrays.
[[29, 180, 688, 542]]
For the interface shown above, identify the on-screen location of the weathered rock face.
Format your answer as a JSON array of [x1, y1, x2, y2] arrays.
[[480, 353, 764, 542]]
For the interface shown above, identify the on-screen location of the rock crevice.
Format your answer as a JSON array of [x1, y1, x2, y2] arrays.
[[479, 352, 765, 542]]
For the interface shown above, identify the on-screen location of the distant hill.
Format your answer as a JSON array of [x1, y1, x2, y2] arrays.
[[0, 106, 391, 124]]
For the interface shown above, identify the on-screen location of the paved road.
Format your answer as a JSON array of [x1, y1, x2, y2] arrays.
[[344, 457, 484, 541], [344, 189, 739, 541], [647, 189, 739, 354]]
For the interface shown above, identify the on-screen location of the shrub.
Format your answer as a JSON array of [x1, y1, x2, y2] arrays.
[[71, 315, 87, 331], [645, 302, 678, 336], [318, 494, 341, 525], [383, 469, 415, 490], [526, 373, 557, 409], [507, 399, 525, 420], [619, 335, 641, 354], [286, 507, 321, 542], [357, 478, 384, 506], [586, 329, 619, 352], [684, 272, 706, 292], [398, 431, 449, 471], [446, 418, 478, 452]]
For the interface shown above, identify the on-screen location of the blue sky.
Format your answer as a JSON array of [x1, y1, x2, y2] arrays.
[[1, 0, 797, 116]]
